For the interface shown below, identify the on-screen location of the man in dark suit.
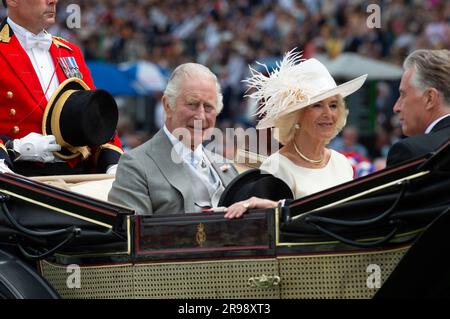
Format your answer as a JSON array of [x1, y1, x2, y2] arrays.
[[387, 49, 450, 166]]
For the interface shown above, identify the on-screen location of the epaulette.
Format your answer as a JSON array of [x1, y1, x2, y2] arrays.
[[52, 35, 73, 52], [0, 23, 11, 43]]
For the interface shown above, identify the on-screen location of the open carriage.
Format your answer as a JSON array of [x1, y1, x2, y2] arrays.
[[1, 141, 449, 299]]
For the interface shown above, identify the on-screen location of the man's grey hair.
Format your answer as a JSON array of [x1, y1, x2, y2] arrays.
[[404, 49, 450, 105], [163, 63, 223, 113]]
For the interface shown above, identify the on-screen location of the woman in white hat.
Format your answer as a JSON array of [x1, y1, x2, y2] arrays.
[[225, 50, 367, 218], [248, 49, 367, 199], [223, 49, 367, 218]]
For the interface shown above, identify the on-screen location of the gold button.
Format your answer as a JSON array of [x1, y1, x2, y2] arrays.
[[9, 109, 16, 116], [11, 126, 20, 134], [6, 91, 13, 99]]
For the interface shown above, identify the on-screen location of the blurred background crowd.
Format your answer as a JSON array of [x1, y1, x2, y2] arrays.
[[2, 0, 449, 176]]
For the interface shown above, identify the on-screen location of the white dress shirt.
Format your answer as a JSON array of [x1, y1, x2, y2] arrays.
[[162, 125, 220, 185], [163, 125, 223, 208], [8, 17, 59, 100]]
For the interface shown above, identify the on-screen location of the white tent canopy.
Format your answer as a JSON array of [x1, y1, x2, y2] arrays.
[[314, 53, 403, 81]]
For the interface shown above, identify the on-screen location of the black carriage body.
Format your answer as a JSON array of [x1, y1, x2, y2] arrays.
[[0, 141, 449, 298]]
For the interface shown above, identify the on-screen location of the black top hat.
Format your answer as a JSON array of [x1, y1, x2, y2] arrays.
[[42, 78, 118, 160], [218, 168, 293, 207]]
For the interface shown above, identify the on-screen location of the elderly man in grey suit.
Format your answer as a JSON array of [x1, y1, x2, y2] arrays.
[[108, 63, 239, 215]]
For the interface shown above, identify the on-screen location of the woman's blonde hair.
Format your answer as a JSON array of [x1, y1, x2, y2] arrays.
[[272, 94, 348, 145]]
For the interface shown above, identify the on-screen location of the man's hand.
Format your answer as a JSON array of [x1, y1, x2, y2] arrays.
[[13, 133, 61, 163]]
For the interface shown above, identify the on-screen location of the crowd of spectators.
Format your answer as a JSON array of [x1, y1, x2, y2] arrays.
[[2, 0, 449, 173]]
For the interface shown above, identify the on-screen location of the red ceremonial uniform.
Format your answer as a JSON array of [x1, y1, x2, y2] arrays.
[[0, 19, 123, 175]]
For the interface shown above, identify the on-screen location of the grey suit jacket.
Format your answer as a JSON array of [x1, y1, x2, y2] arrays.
[[108, 129, 238, 215]]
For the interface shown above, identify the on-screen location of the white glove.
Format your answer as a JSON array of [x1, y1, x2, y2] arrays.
[[106, 164, 118, 175], [13, 133, 61, 163]]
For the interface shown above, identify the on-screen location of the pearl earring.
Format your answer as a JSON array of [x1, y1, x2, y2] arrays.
[[294, 124, 300, 129]]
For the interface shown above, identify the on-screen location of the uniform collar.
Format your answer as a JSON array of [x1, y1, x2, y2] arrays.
[[3, 17, 72, 51], [7, 17, 47, 49], [0, 19, 12, 43]]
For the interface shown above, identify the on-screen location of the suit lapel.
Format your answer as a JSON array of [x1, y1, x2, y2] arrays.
[[146, 130, 196, 212], [204, 149, 238, 187], [0, 21, 44, 106]]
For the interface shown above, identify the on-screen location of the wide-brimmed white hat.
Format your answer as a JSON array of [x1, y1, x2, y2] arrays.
[[244, 49, 367, 129]]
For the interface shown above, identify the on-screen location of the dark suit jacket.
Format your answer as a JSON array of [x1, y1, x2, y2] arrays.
[[387, 116, 450, 167]]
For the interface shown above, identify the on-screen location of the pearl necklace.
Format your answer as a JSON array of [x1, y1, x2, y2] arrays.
[[293, 141, 324, 164]]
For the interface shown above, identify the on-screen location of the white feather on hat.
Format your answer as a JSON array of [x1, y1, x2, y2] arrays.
[[243, 49, 367, 129]]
